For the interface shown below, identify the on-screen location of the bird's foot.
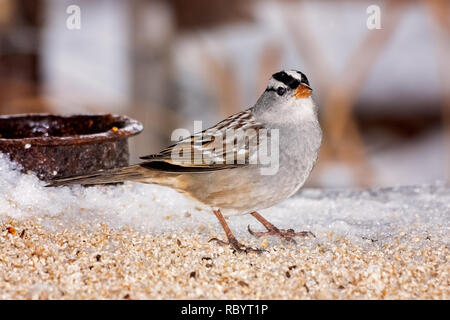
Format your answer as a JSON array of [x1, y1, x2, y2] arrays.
[[248, 225, 315, 244], [208, 237, 265, 254]]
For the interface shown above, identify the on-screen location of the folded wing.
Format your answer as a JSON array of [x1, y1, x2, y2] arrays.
[[139, 110, 267, 172]]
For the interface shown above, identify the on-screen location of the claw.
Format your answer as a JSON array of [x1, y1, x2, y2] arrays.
[[209, 237, 265, 254], [295, 230, 316, 238], [247, 225, 261, 236], [247, 225, 315, 243], [208, 237, 228, 246]]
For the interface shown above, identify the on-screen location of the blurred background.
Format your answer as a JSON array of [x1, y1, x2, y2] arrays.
[[0, 0, 449, 188]]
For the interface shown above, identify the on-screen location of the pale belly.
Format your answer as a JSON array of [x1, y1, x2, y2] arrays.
[[178, 153, 316, 217]]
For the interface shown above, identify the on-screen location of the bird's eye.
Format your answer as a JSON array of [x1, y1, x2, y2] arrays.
[[276, 87, 286, 96]]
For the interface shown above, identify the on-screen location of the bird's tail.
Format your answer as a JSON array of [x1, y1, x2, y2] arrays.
[[46, 165, 149, 187]]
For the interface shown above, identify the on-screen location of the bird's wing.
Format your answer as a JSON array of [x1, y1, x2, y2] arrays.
[[139, 110, 268, 172]]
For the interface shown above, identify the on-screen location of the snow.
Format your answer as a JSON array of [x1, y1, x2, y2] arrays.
[[0, 153, 448, 245]]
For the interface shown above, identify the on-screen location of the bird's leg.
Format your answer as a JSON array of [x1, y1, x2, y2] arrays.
[[209, 209, 263, 253], [248, 211, 315, 244]]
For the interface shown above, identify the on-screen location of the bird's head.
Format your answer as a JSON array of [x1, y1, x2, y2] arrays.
[[254, 70, 316, 123], [266, 70, 312, 100]]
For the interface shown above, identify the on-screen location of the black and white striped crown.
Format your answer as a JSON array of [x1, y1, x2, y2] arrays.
[[267, 70, 310, 90]]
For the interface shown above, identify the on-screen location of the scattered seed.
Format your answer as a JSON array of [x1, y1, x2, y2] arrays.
[[238, 280, 249, 287], [0, 218, 446, 300]]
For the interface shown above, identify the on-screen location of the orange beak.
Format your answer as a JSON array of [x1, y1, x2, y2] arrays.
[[294, 84, 312, 99]]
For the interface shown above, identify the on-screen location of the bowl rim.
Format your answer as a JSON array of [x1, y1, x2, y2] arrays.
[[0, 113, 143, 146]]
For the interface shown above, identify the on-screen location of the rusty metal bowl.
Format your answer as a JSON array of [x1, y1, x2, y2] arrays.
[[0, 114, 143, 181]]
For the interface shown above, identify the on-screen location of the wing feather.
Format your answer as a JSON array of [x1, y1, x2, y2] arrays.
[[139, 110, 266, 172]]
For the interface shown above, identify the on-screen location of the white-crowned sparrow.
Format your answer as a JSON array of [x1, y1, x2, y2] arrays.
[[48, 70, 322, 253]]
